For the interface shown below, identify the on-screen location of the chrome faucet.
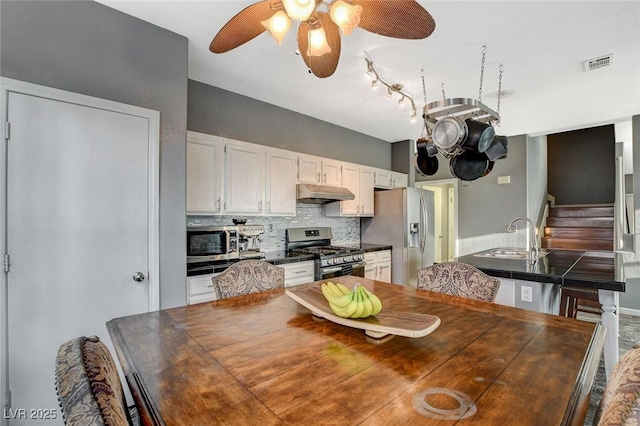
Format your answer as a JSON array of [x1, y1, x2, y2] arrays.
[[506, 216, 539, 258]]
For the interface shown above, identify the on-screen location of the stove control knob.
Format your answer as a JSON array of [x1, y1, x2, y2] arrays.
[[328, 258, 335, 265]]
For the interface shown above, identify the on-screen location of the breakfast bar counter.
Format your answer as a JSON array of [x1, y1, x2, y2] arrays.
[[458, 249, 624, 379], [108, 276, 604, 425]]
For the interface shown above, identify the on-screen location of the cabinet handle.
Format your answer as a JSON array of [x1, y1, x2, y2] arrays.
[[258, 200, 262, 210], [389, 177, 393, 186], [323, 172, 327, 183], [268, 201, 271, 212], [316, 172, 321, 182], [217, 197, 221, 212]]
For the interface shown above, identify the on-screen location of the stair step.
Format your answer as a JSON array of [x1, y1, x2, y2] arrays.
[[544, 227, 613, 239], [549, 205, 614, 218], [541, 237, 613, 251], [546, 217, 613, 228]]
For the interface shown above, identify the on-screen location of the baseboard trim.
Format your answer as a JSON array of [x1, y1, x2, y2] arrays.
[[619, 307, 640, 317]]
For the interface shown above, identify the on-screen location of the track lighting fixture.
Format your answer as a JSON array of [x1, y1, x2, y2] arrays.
[[365, 57, 417, 122]]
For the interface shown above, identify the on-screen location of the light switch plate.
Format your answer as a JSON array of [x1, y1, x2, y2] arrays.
[[498, 175, 511, 184], [521, 285, 533, 303]]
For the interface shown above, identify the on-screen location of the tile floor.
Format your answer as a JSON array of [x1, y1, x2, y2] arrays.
[[583, 313, 640, 425]]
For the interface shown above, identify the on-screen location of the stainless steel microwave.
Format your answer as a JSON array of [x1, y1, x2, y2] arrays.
[[187, 226, 239, 263]]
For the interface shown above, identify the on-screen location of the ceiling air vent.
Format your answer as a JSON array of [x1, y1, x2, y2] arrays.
[[583, 53, 614, 71]]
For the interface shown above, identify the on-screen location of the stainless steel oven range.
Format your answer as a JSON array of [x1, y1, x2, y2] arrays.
[[286, 227, 365, 280]]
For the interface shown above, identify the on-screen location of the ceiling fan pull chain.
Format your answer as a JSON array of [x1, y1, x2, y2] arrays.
[[478, 43, 487, 104]]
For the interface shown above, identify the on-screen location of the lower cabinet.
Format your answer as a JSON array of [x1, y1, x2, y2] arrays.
[[187, 272, 220, 305], [364, 250, 392, 282], [187, 260, 315, 304], [280, 261, 315, 287]]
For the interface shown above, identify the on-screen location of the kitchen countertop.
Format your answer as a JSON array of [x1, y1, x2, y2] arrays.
[[188, 245, 392, 276], [457, 249, 625, 292], [353, 243, 393, 253]]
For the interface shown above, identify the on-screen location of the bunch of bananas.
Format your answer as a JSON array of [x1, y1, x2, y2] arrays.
[[320, 281, 382, 319]]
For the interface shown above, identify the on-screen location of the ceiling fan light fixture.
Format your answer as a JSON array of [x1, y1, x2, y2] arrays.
[[307, 27, 332, 57], [261, 11, 292, 45], [329, 1, 362, 36], [282, 0, 315, 21]]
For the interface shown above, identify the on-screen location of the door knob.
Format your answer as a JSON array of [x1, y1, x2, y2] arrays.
[[132, 272, 145, 282]]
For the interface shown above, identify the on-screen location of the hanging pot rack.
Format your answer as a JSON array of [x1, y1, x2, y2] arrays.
[[413, 44, 508, 182], [422, 97, 500, 128]]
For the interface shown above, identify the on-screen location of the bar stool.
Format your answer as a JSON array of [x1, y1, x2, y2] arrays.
[[559, 286, 603, 319]]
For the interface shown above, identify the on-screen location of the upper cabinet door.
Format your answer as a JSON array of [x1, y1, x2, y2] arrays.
[[339, 163, 360, 215], [266, 149, 297, 215], [360, 167, 375, 216], [321, 159, 342, 187], [297, 154, 321, 184], [392, 172, 408, 188], [186, 132, 224, 214], [374, 168, 393, 189], [224, 140, 265, 214]]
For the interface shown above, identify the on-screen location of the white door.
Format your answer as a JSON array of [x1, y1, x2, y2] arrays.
[[422, 185, 444, 262], [2, 79, 158, 425], [225, 141, 264, 214], [265, 150, 297, 215]]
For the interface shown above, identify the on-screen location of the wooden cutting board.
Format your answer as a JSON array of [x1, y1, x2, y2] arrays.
[[286, 284, 441, 339]]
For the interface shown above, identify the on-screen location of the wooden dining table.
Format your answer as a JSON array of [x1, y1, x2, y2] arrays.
[[107, 276, 605, 425]]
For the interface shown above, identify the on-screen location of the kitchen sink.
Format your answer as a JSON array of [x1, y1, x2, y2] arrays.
[[473, 247, 550, 260]]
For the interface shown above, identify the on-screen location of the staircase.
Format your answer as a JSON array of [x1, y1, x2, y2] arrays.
[[542, 204, 614, 252]]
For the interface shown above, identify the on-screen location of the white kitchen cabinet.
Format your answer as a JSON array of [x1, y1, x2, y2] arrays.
[[265, 149, 297, 215], [364, 250, 392, 282], [325, 164, 374, 217], [391, 172, 408, 188], [224, 139, 265, 214], [297, 154, 342, 187], [187, 272, 221, 305], [373, 168, 393, 189], [280, 261, 315, 287], [186, 132, 224, 214], [373, 169, 407, 189]]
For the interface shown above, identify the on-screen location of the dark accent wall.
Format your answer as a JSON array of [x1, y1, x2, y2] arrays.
[[547, 125, 615, 205], [188, 80, 392, 169], [1, 0, 188, 308]]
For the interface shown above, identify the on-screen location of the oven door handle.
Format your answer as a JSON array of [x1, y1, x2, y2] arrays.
[[321, 266, 344, 274]]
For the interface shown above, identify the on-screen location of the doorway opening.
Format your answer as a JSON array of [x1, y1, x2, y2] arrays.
[[417, 179, 459, 262]]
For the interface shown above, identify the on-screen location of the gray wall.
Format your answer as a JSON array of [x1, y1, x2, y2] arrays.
[[188, 79, 391, 169], [1, 0, 188, 308], [621, 114, 640, 311], [416, 135, 528, 240]]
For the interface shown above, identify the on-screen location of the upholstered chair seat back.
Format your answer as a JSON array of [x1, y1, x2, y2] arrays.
[[210, 260, 285, 300], [55, 336, 132, 426], [417, 262, 501, 302]]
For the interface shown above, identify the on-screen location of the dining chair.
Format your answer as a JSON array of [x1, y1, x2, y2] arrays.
[[210, 259, 285, 299], [594, 346, 640, 425], [55, 335, 134, 426], [417, 261, 501, 302]]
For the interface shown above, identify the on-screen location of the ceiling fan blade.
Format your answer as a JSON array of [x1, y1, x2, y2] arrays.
[[298, 13, 341, 78], [210, 1, 276, 53], [351, 0, 436, 39]]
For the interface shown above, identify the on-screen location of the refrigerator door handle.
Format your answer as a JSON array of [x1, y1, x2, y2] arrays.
[[419, 195, 426, 254]]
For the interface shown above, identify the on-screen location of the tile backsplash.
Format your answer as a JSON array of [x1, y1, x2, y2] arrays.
[[187, 204, 360, 252]]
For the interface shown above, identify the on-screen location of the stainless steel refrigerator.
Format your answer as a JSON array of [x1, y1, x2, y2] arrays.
[[360, 187, 435, 288]]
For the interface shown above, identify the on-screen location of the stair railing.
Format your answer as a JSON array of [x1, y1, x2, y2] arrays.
[[615, 142, 634, 252]]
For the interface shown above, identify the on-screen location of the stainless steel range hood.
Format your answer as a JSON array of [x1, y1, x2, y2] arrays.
[[296, 184, 355, 204]]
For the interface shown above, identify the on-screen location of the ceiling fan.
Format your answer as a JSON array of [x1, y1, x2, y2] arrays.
[[210, 0, 436, 78]]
